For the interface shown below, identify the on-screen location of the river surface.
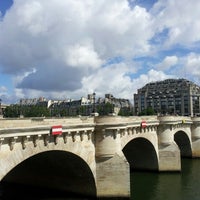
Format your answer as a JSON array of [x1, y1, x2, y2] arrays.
[[0, 158, 200, 199], [131, 158, 200, 200]]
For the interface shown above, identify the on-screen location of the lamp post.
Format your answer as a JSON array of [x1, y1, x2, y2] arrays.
[[93, 92, 96, 113], [91, 92, 99, 116], [0, 98, 2, 116]]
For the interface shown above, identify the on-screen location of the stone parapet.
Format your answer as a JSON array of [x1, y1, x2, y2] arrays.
[[0, 116, 95, 129], [158, 116, 192, 125], [0, 117, 95, 154]]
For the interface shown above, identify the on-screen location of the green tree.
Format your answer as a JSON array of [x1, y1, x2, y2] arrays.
[[4, 105, 20, 118], [138, 107, 155, 116], [96, 102, 113, 115], [4, 105, 51, 118], [78, 105, 87, 116], [23, 105, 50, 117], [118, 108, 133, 116]]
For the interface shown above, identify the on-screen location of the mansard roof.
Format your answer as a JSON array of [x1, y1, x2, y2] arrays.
[[138, 78, 200, 93]]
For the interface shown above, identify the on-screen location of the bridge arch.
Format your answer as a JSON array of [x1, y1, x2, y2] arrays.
[[0, 150, 97, 199], [122, 137, 159, 171], [174, 131, 192, 158]]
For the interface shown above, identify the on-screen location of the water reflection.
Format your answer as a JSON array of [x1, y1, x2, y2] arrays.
[[1, 158, 200, 199], [131, 159, 200, 200]]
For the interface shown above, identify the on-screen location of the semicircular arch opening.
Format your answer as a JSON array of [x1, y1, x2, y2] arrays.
[[122, 137, 158, 172], [0, 150, 96, 199], [174, 131, 192, 158]]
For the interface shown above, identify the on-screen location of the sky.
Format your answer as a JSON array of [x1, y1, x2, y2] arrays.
[[0, 0, 200, 104]]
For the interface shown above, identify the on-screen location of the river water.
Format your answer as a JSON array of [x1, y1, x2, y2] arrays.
[[0, 158, 199, 199], [131, 158, 200, 200]]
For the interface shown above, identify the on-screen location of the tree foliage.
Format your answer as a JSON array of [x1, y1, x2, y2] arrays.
[[22, 105, 50, 117], [138, 107, 155, 116], [4, 105, 20, 118], [97, 102, 113, 115], [4, 105, 50, 118], [118, 108, 133, 116]]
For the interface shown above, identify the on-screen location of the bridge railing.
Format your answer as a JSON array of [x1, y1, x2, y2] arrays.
[[0, 117, 95, 150]]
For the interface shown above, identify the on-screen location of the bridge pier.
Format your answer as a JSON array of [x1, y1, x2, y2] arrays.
[[95, 117, 130, 199], [96, 154, 130, 199], [191, 117, 200, 157], [158, 121, 181, 171], [158, 143, 181, 171]]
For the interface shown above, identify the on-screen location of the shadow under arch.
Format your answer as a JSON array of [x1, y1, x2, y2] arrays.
[[174, 131, 192, 158], [122, 137, 159, 172], [0, 150, 96, 199]]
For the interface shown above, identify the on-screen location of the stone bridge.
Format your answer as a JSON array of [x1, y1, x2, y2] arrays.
[[0, 116, 200, 199]]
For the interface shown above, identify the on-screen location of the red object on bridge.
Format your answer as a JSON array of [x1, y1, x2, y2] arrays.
[[51, 125, 63, 135], [141, 120, 147, 128]]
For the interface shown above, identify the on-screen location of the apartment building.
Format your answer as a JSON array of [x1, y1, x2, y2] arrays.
[[134, 79, 200, 116]]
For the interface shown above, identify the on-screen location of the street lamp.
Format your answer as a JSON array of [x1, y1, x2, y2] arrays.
[[0, 99, 2, 116], [90, 92, 99, 116], [93, 92, 96, 113]]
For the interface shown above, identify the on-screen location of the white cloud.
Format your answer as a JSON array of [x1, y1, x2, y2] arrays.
[[0, 86, 7, 93], [82, 63, 133, 99], [0, 86, 9, 103], [90, 3, 153, 57], [81, 63, 173, 100], [0, 0, 200, 103], [183, 53, 200, 81], [156, 56, 178, 71], [152, 0, 200, 47], [161, 53, 200, 83], [132, 69, 174, 93], [65, 42, 103, 69], [0, 0, 155, 101]]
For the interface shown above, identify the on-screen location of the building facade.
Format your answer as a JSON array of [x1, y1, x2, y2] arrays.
[[49, 95, 95, 117], [0, 92, 133, 118], [134, 79, 200, 116], [97, 94, 132, 115]]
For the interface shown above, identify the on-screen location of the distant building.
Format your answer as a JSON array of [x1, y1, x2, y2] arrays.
[[49, 93, 132, 116], [134, 79, 200, 116], [17, 94, 132, 117], [0, 103, 8, 117], [19, 97, 50, 107], [97, 94, 133, 115], [49, 94, 95, 116]]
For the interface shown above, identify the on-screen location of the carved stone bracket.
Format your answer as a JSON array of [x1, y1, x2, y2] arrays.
[[0, 138, 4, 150], [128, 128, 132, 135], [113, 129, 122, 139], [54, 135, 59, 145], [80, 130, 87, 141], [32, 135, 41, 147], [136, 127, 140, 134], [122, 129, 126, 137], [102, 129, 106, 139], [72, 132, 76, 142], [87, 130, 92, 140], [113, 129, 118, 139], [72, 131, 80, 142], [43, 134, 49, 146], [63, 132, 68, 144], [21, 136, 30, 149], [9, 136, 18, 151], [132, 127, 136, 134]]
